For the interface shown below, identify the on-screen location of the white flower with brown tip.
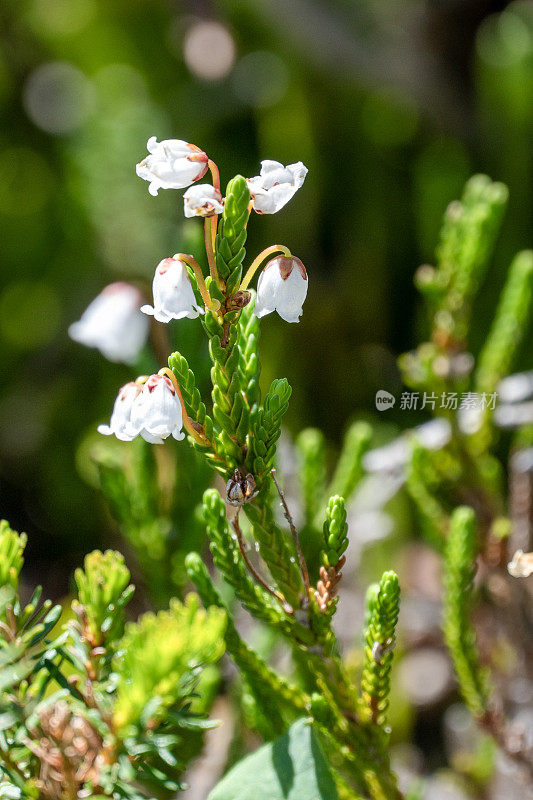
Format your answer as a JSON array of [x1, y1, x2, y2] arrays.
[[136, 137, 209, 196], [129, 374, 185, 444], [254, 255, 308, 323], [141, 256, 204, 323], [183, 184, 224, 217], [97, 382, 143, 441], [247, 160, 308, 214]]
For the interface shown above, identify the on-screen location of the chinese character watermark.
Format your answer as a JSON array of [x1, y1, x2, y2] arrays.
[[376, 390, 497, 412]]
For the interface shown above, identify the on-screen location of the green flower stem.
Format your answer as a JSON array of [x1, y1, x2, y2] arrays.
[[443, 507, 491, 717], [177, 253, 220, 312], [240, 244, 291, 291], [185, 553, 308, 720]]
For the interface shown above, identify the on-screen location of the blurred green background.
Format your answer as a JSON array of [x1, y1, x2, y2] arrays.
[[1, 0, 533, 590]]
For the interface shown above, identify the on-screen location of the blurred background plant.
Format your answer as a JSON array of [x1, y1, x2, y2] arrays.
[[2, 0, 533, 798]]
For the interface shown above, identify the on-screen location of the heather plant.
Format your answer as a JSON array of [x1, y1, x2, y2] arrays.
[[2, 142, 533, 800]]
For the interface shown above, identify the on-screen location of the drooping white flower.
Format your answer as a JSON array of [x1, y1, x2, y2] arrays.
[[129, 374, 185, 444], [69, 283, 149, 364], [136, 137, 209, 196], [183, 184, 224, 218], [508, 550, 533, 578], [254, 255, 308, 323], [247, 160, 308, 214], [97, 382, 143, 441], [141, 256, 204, 323]]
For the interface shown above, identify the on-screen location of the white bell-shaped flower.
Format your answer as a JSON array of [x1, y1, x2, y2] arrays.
[[98, 382, 143, 441], [69, 283, 149, 364], [183, 184, 224, 218], [247, 160, 308, 214], [129, 375, 185, 444], [254, 255, 308, 323], [141, 256, 204, 323], [136, 137, 209, 196]]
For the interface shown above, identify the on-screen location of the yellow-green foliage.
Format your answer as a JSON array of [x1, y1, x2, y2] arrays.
[[74, 550, 133, 646], [0, 520, 26, 590], [113, 594, 226, 733]]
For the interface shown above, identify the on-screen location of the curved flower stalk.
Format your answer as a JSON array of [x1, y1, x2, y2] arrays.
[[69, 282, 149, 364]]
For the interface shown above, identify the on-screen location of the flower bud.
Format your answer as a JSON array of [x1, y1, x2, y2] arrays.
[[254, 255, 308, 323], [136, 137, 209, 196], [247, 160, 308, 214], [69, 283, 149, 364], [141, 256, 204, 323], [183, 184, 224, 218]]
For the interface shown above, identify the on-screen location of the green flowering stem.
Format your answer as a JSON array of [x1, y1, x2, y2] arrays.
[[328, 422, 372, 502], [443, 507, 533, 781], [243, 496, 304, 611], [240, 244, 291, 291], [271, 469, 311, 599], [406, 439, 447, 552], [443, 507, 491, 717], [475, 250, 533, 395], [359, 571, 400, 727], [185, 553, 308, 720], [296, 428, 327, 528], [232, 510, 291, 611]]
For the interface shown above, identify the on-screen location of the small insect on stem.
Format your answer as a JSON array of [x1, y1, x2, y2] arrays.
[[225, 469, 258, 506]]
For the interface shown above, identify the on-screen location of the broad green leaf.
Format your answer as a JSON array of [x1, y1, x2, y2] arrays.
[[207, 718, 339, 800]]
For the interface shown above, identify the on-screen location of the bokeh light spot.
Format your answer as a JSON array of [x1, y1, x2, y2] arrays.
[[231, 51, 289, 108], [23, 62, 95, 135], [0, 148, 54, 216], [477, 7, 533, 67], [183, 21, 236, 81], [0, 282, 61, 350], [29, 0, 96, 35]]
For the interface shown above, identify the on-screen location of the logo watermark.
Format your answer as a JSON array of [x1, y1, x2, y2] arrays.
[[375, 390, 396, 410], [375, 390, 498, 412]]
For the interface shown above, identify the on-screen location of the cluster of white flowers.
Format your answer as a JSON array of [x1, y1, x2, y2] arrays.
[[136, 137, 307, 217], [70, 136, 310, 442], [98, 375, 185, 444]]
